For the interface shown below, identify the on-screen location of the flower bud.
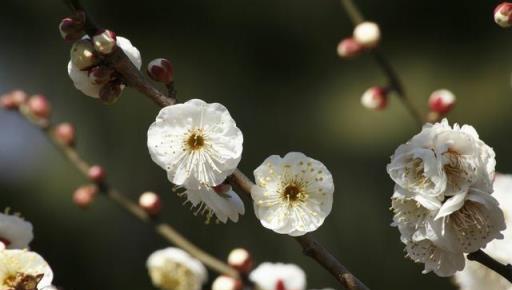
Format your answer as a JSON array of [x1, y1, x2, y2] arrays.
[[147, 58, 174, 84], [495, 2, 512, 28], [59, 17, 85, 41], [139, 192, 162, 215], [428, 89, 455, 114], [93, 30, 117, 55], [99, 80, 123, 104], [227, 248, 253, 273], [88, 165, 106, 183], [212, 276, 242, 290], [88, 66, 115, 85], [361, 86, 388, 110], [27, 94, 51, 119], [54, 122, 76, 146], [337, 37, 364, 58], [0, 90, 27, 110], [71, 39, 99, 70], [353, 21, 381, 48], [73, 185, 98, 209]]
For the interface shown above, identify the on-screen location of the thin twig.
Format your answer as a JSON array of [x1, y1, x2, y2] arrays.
[[467, 250, 512, 283], [62, 1, 372, 289], [339, 0, 424, 127], [16, 104, 238, 278]]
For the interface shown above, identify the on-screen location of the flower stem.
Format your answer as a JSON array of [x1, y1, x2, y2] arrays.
[[467, 249, 512, 283]]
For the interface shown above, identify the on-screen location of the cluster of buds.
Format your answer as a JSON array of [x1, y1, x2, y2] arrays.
[[211, 248, 253, 290], [495, 2, 512, 28], [360, 86, 388, 110], [337, 21, 381, 58], [1, 90, 52, 120]]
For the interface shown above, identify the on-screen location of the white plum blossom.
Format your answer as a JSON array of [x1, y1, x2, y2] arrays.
[[0, 212, 33, 250], [68, 36, 141, 98], [146, 247, 207, 290], [147, 99, 243, 189], [249, 262, 306, 290], [251, 152, 334, 236], [455, 174, 512, 290], [388, 119, 505, 276], [0, 250, 53, 290], [183, 186, 245, 223]]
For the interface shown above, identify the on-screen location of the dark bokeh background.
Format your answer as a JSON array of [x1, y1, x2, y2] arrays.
[[1, 1, 511, 289]]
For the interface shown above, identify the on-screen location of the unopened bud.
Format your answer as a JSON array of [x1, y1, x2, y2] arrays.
[[93, 30, 117, 55], [59, 17, 85, 41], [139, 192, 162, 215], [227, 248, 253, 273], [71, 39, 99, 70], [337, 37, 364, 58], [147, 58, 174, 84], [495, 2, 512, 28], [27, 94, 51, 119], [88, 165, 106, 183], [73, 185, 98, 209], [0, 90, 27, 110], [428, 89, 455, 114], [212, 276, 242, 290], [353, 21, 381, 48], [54, 122, 76, 146], [99, 80, 123, 104], [88, 66, 115, 85], [361, 86, 388, 110]]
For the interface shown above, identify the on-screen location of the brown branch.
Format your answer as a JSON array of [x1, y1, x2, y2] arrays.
[[15, 103, 238, 278], [62, 1, 371, 289], [340, 0, 424, 127], [467, 249, 512, 283]]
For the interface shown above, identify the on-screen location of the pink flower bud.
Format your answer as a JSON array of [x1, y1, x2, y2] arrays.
[[227, 248, 253, 273], [73, 185, 98, 209], [59, 17, 85, 41], [139, 192, 162, 215], [99, 80, 123, 104], [27, 94, 51, 119], [495, 2, 512, 28], [0, 90, 27, 110], [337, 37, 364, 58], [88, 66, 115, 85], [212, 276, 242, 290], [428, 89, 455, 114], [93, 30, 117, 55], [147, 58, 174, 84], [54, 122, 76, 146], [88, 165, 106, 183], [353, 21, 381, 48], [71, 39, 99, 70], [361, 86, 388, 110]]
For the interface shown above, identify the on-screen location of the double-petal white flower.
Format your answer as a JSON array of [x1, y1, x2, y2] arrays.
[[387, 119, 505, 276], [0, 250, 53, 290], [147, 247, 207, 290], [147, 99, 244, 223], [251, 152, 334, 236]]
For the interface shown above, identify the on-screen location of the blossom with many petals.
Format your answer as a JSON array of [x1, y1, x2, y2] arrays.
[[68, 36, 141, 99], [388, 119, 505, 276], [0, 212, 33, 250], [0, 250, 53, 290], [146, 247, 207, 290], [251, 152, 334, 236], [249, 262, 306, 290], [455, 174, 512, 289]]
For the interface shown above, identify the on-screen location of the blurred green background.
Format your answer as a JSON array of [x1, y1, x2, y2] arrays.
[[1, 0, 511, 289]]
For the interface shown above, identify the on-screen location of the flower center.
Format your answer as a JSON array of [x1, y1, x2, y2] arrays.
[[151, 261, 199, 290], [3, 273, 43, 290], [281, 180, 307, 205], [185, 131, 205, 151]]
